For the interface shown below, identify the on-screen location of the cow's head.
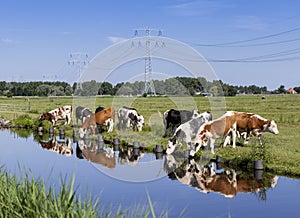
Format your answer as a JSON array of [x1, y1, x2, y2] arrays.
[[136, 115, 144, 132], [39, 113, 55, 125], [166, 137, 177, 154], [192, 110, 200, 118], [264, 120, 279, 134], [201, 111, 212, 122]]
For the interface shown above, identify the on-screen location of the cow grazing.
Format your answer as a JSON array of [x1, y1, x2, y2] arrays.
[[79, 107, 115, 138], [236, 113, 279, 146], [75, 106, 92, 126], [166, 111, 212, 155], [118, 106, 144, 132], [39, 105, 72, 126], [193, 111, 279, 155], [162, 109, 200, 137]]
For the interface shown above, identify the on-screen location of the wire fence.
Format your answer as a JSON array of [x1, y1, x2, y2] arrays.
[[0, 104, 29, 113]]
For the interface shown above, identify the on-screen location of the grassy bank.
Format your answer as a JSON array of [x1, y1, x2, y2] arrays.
[[1, 94, 300, 176], [0, 167, 159, 217], [0, 168, 99, 217]]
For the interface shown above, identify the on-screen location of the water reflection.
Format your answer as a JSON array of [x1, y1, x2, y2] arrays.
[[23, 129, 280, 191], [35, 132, 73, 156], [76, 139, 116, 168], [164, 154, 278, 199]]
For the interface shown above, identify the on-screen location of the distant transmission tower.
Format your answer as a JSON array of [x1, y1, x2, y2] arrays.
[[68, 52, 89, 90], [134, 27, 163, 95]]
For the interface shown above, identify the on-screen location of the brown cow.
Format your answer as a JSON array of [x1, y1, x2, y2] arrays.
[[192, 111, 279, 155], [79, 107, 115, 138]]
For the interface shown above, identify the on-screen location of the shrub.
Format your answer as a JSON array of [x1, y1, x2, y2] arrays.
[[12, 114, 34, 128]]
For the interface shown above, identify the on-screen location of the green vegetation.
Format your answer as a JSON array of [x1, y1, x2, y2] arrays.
[[0, 169, 99, 217], [0, 168, 163, 217], [1, 94, 300, 177], [1, 78, 298, 97]]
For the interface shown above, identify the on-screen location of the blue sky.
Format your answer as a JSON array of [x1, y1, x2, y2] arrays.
[[0, 0, 300, 90]]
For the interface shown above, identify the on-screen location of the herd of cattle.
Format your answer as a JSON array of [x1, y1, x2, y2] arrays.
[[39, 105, 279, 155]]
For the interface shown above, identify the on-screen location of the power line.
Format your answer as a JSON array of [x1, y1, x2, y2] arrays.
[[185, 26, 300, 47]]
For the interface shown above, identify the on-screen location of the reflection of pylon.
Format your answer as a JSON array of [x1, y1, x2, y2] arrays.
[[68, 52, 88, 90], [134, 28, 163, 95]]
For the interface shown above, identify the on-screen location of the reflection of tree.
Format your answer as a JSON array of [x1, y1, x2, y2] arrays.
[[10, 129, 33, 139]]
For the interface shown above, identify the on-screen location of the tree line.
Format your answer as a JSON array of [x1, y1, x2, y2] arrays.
[[0, 77, 298, 97]]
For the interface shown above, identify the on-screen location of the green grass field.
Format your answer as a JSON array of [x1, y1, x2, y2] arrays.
[[1, 94, 300, 176]]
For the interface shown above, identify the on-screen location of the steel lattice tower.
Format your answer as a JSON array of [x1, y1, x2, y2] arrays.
[[134, 28, 163, 95]]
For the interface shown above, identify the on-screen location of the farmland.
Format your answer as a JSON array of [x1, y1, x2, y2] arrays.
[[1, 94, 300, 176]]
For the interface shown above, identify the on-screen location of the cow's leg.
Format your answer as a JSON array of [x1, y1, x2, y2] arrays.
[[107, 119, 114, 133], [232, 129, 236, 148], [189, 143, 199, 156], [223, 135, 231, 147], [258, 133, 263, 145], [163, 122, 169, 138], [209, 138, 215, 154]]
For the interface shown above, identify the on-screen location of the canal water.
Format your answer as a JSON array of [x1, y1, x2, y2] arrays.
[[1, 129, 299, 217]]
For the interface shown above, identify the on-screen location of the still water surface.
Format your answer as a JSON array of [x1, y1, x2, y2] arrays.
[[1, 129, 299, 217]]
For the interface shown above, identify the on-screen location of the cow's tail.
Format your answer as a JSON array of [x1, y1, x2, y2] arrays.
[[157, 110, 163, 119]]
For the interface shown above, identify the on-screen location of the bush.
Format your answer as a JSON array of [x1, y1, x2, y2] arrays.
[[38, 120, 53, 132], [13, 114, 34, 128]]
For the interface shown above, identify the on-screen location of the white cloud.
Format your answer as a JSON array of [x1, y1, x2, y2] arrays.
[[163, 0, 234, 17], [0, 38, 15, 43], [107, 36, 127, 44], [234, 16, 268, 30]]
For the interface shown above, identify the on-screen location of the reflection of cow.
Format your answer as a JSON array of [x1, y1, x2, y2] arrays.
[[118, 147, 144, 165], [76, 139, 115, 169], [79, 107, 115, 138], [118, 106, 144, 132], [39, 137, 73, 156], [162, 109, 200, 137], [39, 105, 72, 126], [75, 106, 92, 126], [164, 154, 278, 198], [166, 111, 212, 155]]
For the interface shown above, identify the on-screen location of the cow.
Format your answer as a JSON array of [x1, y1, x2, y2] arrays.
[[162, 109, 200, 137], [193, 111, 279, 155], [75, 106, 92, 126], [39, 137, 73, 157], [76, 139, 115, 169], [235, 113, 279, 146], [117, 106, 144, 132], [39, 105, 72, 126], [166, 111, 212, 155], [79, 107, 115, 138]]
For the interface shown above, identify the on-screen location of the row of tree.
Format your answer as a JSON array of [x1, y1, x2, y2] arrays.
[[0, 78, 298, 97]]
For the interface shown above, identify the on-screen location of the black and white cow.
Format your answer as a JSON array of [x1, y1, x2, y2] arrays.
[[163, 109, 200, 137], [117, 106, 144, 132], [166, 111, 212, 155], [75, 106, 92, 126]]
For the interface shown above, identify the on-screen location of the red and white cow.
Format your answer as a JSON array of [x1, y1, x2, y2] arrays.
[[39, 105, 72, 126], [192, 111, 279, 155], [79, 107, 115, 138]]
